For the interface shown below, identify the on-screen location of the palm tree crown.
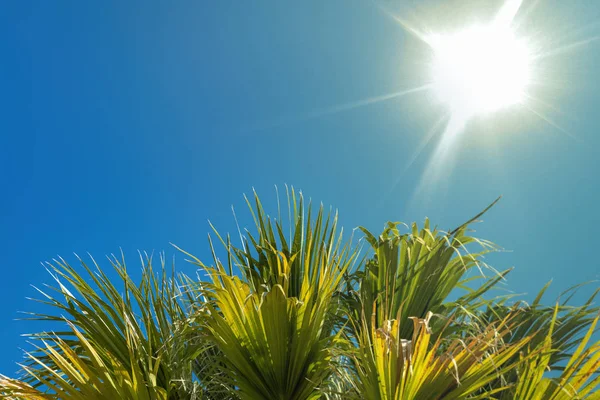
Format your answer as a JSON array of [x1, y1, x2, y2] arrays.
[[2, 189, 599, 399]]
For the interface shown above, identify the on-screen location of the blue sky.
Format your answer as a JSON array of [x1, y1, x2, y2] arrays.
[[1, 0, 599, 374]]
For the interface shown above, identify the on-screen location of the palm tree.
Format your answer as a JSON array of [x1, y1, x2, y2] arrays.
[[2, 189, 599, 399]]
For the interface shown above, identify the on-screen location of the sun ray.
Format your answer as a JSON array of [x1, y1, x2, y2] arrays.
[[494, 0, 523, 27], [402, 112, 450, 172], [523, 93, 566, 117], [549, 20, 600, 44], [371, 0, 432, 45], [415, 114, 468, 193], [247, 84, 432, 132], [376, 112, 450, 209], [438, 113, 471, 148], [409, 137, 459, 210], [511, 0, 543, 31], [533, 35, 600, 60], [524, 104, 580, 142], [302, 84, 433, 120]]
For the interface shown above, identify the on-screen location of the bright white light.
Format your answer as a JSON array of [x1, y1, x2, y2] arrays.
[[430, 24, 531, 117]]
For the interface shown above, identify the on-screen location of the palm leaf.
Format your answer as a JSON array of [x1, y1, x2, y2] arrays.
[[6, 253, 206, 399], [352, 199, 501, 340], [349, 307, 533, 400], [180, 188, 358, 400]]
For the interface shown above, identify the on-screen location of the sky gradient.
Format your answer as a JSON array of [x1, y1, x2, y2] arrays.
[[1, 0, 599, 374]]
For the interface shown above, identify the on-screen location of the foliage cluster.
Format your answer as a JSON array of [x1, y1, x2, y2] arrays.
[[2, 189, 599, 399]]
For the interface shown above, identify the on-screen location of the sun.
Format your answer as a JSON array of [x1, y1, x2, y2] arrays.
[[429, 24, 531, 118]]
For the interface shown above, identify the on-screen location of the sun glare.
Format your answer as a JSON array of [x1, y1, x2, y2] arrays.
[[430, 24, 531, 117]]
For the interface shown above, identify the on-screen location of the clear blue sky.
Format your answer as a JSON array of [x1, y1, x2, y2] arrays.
[[1, 0, 599, 374]]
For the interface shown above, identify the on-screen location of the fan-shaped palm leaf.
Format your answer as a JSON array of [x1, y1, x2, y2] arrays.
[[178, 188, 358, 400], [349, 308, 533, 400]]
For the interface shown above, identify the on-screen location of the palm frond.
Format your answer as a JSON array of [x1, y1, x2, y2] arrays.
[[509, 307, 600, 399], [8, 252, 206, 399], [353, 202, 500, 340], [2, 320, 168, 400], [181, 188, 358, 400], [350, 307, 533, 400]]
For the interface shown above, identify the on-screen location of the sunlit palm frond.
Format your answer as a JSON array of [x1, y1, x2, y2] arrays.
[[509, 307, 600, 399], [350, 308, 532, 400], [460, 281, 600, 394], [10, 253, 206, 399], [1, 190, 598, 400], [1, 320, 169, 400], [179, 188, 358, 400], [353, 199, 501, 341], [225, 187, 353, 298]]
